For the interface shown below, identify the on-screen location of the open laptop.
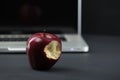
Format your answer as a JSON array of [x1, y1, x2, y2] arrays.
[[0, 0, 89, 53]]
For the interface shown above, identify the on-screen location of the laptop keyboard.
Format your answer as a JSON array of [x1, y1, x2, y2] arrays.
[[0, 35, 66, 41]]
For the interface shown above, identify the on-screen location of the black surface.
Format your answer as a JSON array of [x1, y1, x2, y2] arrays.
[[0, 35, 120, 80]]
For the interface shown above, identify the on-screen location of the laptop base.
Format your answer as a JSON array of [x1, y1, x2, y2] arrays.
[[0, 34, 89, 53]]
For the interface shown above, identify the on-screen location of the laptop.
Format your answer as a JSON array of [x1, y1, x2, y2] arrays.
[[0, 0, 89, 53]]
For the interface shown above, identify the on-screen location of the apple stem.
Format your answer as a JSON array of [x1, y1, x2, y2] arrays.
[[43, 29, 46, 37]]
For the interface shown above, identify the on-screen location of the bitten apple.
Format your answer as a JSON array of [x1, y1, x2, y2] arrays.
[[26, 33, 62, 70]]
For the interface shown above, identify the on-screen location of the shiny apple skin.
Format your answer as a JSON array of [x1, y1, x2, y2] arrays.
[[26, 33, 62, 70]]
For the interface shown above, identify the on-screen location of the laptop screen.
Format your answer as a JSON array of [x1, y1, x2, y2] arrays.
[[0, 0, 78, 34]]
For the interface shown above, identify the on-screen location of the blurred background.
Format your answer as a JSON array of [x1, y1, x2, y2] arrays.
[[0, 0, 77, 34], [82, 0, 120, 36], [1, 0, 120, 35]]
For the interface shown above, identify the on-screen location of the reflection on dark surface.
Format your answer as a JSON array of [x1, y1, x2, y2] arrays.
[[0, 0, 77, 27], [19, 3, 42, 25]]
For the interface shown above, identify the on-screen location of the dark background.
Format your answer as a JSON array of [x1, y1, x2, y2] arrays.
[[1, 0, 120, 35], [0, 0, 76, 27], [82, 0, 120, 36], [0, 0, 77, 34]]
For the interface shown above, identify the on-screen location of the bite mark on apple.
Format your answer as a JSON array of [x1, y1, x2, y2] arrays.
[[44, 40, 61, 60]]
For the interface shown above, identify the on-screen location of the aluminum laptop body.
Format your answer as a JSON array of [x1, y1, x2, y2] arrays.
[[0, 0, 89, 53]]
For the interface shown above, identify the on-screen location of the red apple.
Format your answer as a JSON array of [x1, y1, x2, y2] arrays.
[[26, 33, 62, 70]]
